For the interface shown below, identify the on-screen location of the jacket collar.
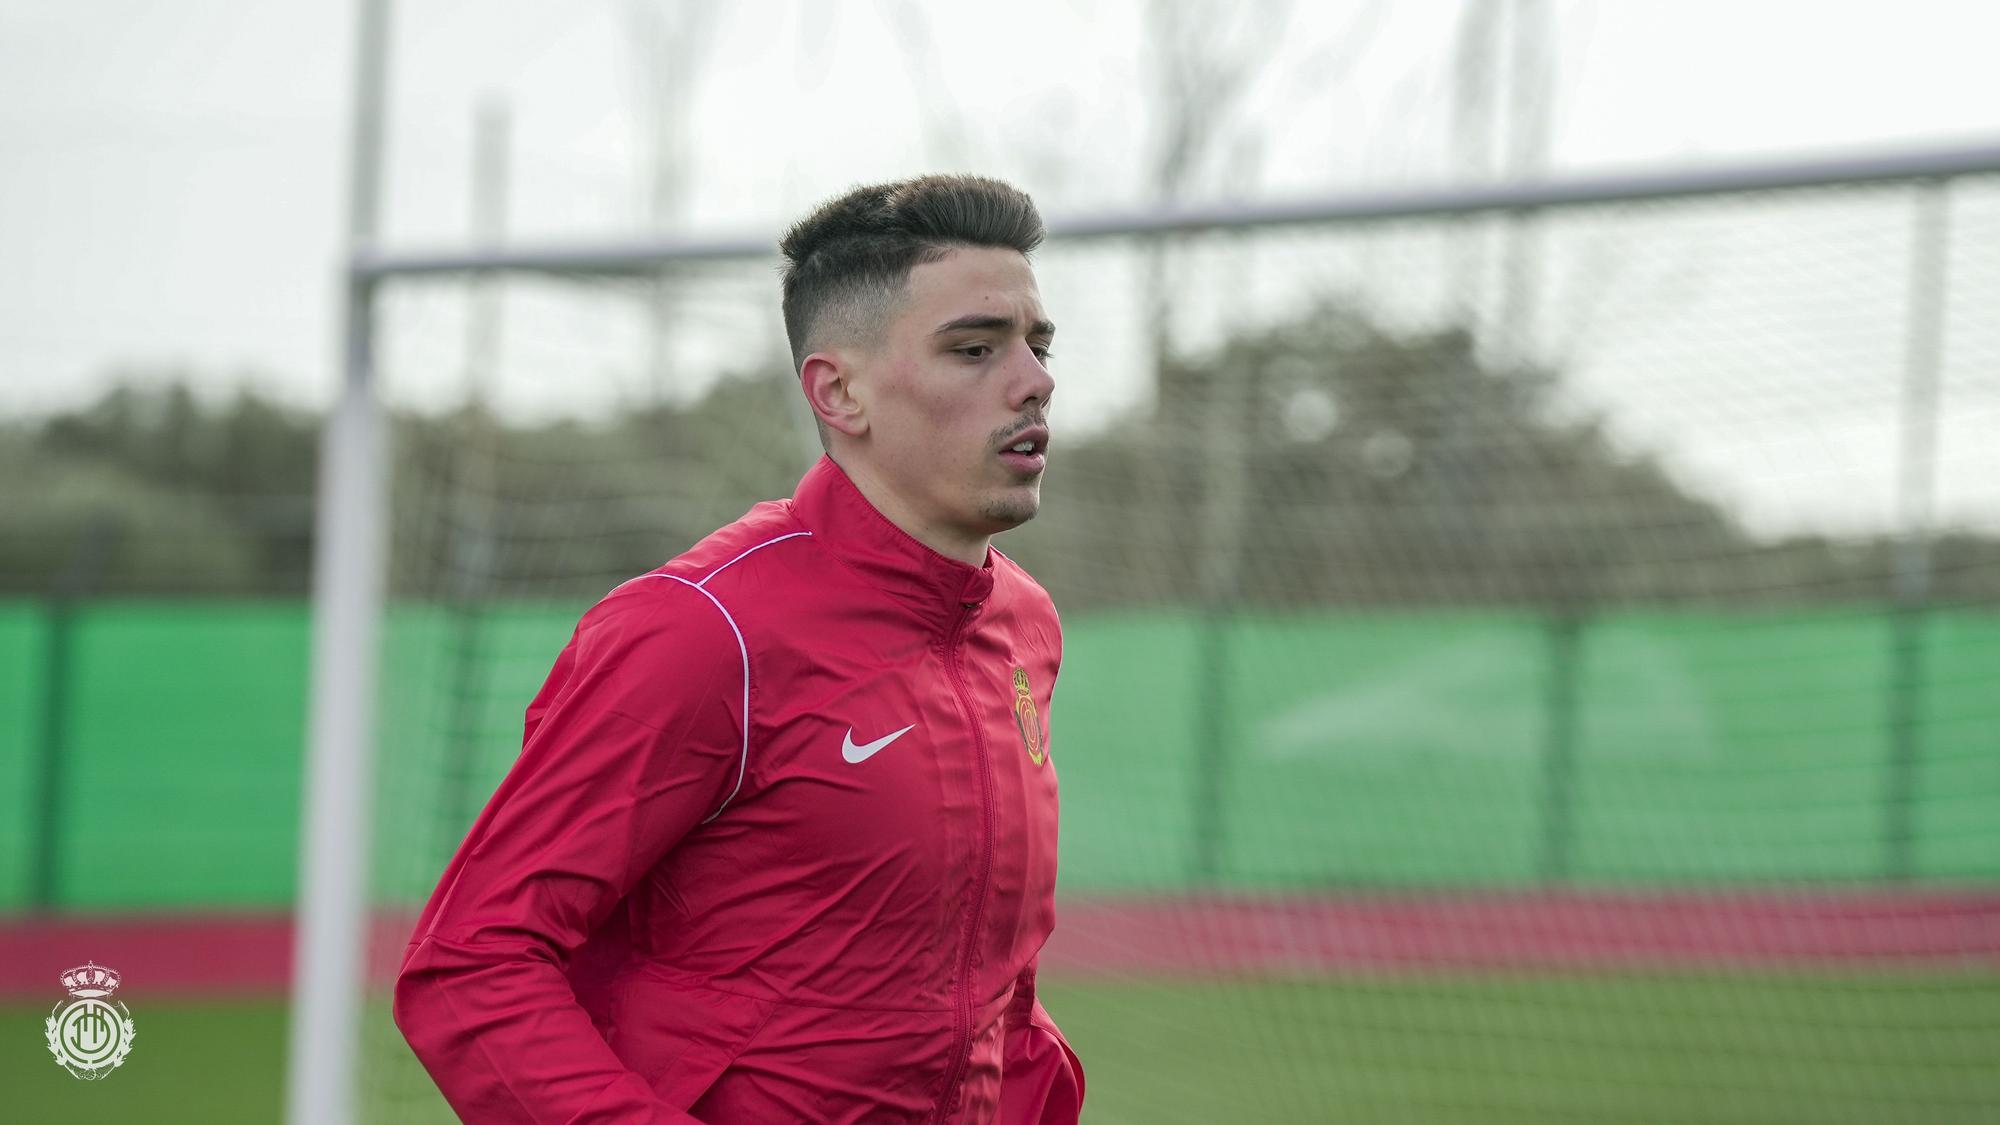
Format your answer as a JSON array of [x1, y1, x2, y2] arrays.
[[791, 455, 997, 612]]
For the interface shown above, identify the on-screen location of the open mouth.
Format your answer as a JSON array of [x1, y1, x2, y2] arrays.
[[998, 426, 1049, 474]]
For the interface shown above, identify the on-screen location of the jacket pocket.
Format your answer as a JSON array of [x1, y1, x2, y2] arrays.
[[612, 968, 778, 1112], [996, 999, 1084, 1125]]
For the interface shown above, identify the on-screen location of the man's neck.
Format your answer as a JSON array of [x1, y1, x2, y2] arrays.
[[827, 453, 990, 568]]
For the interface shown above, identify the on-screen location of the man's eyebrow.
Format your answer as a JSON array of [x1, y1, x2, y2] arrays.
[[930, 314, 1057, 339]]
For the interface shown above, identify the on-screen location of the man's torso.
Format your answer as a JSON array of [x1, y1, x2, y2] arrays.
[[562, 473, 1064, 1123]]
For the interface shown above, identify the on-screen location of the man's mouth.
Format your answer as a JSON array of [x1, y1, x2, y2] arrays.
[[998, 425, 1049, 474]]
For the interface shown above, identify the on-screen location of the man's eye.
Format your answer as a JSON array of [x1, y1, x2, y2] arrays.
[[1032, 346, 1054, 362], [957, 345, 991, 360]]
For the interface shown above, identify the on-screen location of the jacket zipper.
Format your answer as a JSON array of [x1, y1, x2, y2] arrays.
[[934, 601, 995, 1122]]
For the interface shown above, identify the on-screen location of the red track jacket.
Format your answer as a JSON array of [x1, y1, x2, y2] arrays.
[[394, 456, 1083, 1124]]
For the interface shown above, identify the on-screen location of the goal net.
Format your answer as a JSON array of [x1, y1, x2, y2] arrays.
[[352, 168, 2000, 1123]]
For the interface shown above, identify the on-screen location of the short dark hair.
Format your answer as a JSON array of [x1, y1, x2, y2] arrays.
[[779, 174, 1044, 374]]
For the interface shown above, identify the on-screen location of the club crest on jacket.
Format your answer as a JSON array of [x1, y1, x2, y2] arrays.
[[1012, 666, 1046, 766]]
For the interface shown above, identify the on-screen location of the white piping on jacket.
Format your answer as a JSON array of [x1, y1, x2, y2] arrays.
[[656, 574, 752, 824], [697, 530, 812, 587], [621, 530, 813, 822]]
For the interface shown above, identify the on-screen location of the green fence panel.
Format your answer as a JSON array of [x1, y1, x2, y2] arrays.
[[373, 603, 454, 906], [0, 604, 49, 909], [373, 601, 585, 902], [1569, 609, 1896, 881], [1213, 611, 1550, 888], [0, 599, 1994, 910], [1043, 611, 1205, 892], [58, 602, 310, 908], [1913, 609, 2000, 879]]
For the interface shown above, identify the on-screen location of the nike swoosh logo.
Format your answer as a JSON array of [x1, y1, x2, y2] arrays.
[[842, 723, 917, 764]]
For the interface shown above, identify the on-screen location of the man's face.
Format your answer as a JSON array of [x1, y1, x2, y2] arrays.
[[849, 245, 1055, 550]]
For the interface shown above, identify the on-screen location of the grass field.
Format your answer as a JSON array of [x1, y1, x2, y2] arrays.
[[9, 972, 1997, 1124]]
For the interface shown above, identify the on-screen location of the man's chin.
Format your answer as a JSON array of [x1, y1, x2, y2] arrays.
[[977, 486, 1041, 532]]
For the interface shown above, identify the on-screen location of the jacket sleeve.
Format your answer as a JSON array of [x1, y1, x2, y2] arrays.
[[997, 958, 1086, 1125], [392, 578, 746, 1124]]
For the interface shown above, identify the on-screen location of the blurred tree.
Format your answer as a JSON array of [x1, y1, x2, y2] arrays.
[[1136, 0, 1391, 611], [389, 349, 815, 601], [1, 380, 315, 593], [0, 442, 263, 594], [1006, 301, 1875, 609], [3, 349, 1988, 608]]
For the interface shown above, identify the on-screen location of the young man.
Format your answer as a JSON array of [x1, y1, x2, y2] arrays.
[[394, 175, 1083, 1125]]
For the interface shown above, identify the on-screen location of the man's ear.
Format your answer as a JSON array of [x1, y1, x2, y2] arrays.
[[801, 350, 869, 440]]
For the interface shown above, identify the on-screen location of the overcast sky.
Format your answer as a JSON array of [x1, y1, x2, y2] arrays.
[[2, 0, 1997, 532]]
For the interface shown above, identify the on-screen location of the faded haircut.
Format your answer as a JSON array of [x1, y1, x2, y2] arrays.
[[778, 174, 1045, 374]]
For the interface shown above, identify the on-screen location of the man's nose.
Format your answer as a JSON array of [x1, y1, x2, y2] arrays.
[[1011, 345, 1055, 410]]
